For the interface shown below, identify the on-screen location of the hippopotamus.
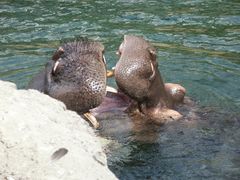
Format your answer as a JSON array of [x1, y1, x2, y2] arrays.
[[112, 35, 186, 125], [28, 39, 107, 128]]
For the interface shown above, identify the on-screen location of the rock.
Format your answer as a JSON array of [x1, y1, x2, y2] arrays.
[[0, 80, 117, 180]]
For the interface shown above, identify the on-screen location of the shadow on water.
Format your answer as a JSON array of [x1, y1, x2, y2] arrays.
[[0, 0, 240, 179]]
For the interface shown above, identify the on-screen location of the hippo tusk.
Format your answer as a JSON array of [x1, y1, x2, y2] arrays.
[[106, 86, 118, 93], [83, 112, 100, 129], [149, 61, 156, 81]]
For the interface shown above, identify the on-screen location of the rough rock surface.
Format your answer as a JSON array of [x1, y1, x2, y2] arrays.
[[0, 80, 117, 180]]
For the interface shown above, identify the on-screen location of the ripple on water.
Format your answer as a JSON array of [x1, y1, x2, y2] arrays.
[[0, 0, 240, 179]]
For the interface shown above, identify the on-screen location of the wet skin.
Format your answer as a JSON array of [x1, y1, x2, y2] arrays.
[[113, 35, 186, 125], [28, 37, 186, 127], [28, 40, 107, 114]]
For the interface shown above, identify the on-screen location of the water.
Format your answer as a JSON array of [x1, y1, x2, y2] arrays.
[[0, 0, 240, 179]]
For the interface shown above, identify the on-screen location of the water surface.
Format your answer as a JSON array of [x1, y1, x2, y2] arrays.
[[0, 0, 240, 179]]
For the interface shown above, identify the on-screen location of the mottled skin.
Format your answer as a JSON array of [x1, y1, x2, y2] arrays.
[[114, 35, 186, 124], [28, 40, 107, 113]]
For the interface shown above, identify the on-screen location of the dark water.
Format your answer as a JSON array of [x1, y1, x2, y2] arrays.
[[0, 0, 240, 179]]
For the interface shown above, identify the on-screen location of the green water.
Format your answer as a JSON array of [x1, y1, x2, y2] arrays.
[[0, 0, 240, 179]]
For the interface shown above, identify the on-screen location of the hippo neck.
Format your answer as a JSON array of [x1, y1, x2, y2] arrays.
[[157, 72, 173, 108], [145, 70, 173, 109]]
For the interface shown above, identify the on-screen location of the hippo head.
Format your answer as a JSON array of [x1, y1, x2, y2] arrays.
[[115, 35, 172, 109], [45, 40, 107, 113], [114, 35, 187, 124]]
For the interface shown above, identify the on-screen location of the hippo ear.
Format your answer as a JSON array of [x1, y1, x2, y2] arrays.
[[52, 60, 60, 75], [52, 47, 64, 61], [116, 35, 129, 55], [147, 47, 157, 61], [51, 57, 65, 76], [147, 47, 157, 81], [102, 55, 107, 64], [116, 39, 125, 56], [149, 60, 156, 81]]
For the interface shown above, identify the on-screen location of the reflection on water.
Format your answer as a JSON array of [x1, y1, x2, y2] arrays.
[[0, 0, 240, 179], [97, 97, 240, 179]]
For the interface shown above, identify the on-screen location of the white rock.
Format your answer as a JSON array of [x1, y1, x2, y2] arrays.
[[0, 80, 117, 180]]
